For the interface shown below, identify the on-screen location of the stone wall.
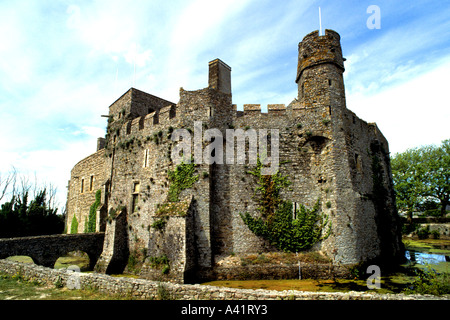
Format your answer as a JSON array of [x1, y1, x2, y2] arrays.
[[419, 223, 450, 237], [64, 29, 404, 283], [66, 149, 106, 233], [1, 260, 445, 300], [202, 263, 351, 281]]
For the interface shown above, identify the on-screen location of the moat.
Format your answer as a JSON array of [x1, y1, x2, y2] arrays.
[[4, 238, 449, 296]]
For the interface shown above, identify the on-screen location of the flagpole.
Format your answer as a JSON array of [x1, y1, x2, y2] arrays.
[[319, 7, 322, 36]]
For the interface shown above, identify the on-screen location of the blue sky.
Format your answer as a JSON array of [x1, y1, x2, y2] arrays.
[[1, 0, 449, 209]]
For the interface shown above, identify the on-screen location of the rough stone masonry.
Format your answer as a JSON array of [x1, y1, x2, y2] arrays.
[[65, 29, 404, 283]]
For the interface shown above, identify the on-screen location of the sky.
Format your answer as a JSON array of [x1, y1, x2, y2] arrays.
[[0, 0, 449, 210]]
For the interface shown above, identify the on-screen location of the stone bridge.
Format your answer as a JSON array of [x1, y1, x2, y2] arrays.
[[0, 233, 104, 270]]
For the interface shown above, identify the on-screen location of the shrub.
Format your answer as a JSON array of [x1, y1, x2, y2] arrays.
[[404, 266, 450, 296], [417, 226, 430, 239], [240, 158, 331, 252], [70, 215, 78, 234], [151, 218, 167, 231], [240, 200, 331, 252]]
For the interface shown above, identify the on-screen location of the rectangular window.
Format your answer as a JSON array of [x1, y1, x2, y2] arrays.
[[81, 179, 84, 193], [132, 182, 140, 213], [132, 194, 139, 213], [143, 149, 149, 168], [133, 182, 140, 193], [90, 175, 94, 191]]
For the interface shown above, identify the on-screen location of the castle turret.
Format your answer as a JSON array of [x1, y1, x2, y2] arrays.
[[296, 29, 346, 109]]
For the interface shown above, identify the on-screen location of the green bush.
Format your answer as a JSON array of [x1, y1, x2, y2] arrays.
[[417, 226, 430, 239], [240, 200, 331, 252], [151, 218, 167, 231], [240, 158, 331, 252], [70, 215, 78, 234], [404, 266, 450, 296]]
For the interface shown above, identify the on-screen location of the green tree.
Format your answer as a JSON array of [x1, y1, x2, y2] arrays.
[[421, 140, 450, 217], [391, 147, 425, 222], [70, 214, 79, 234], [0, 189, 64, 238], [391, 139, 450, 220]]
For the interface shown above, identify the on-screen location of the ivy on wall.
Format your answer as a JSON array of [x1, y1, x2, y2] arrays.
[[167, 162, 199, 202], [240, 158, 331, 252], [70, 215, 78, 234], [86, 190, 101, 233]]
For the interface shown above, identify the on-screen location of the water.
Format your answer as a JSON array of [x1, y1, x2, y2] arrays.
[[405, 250, 449, 265]]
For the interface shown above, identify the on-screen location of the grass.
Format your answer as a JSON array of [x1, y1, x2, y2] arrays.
[[403, 238, 450, 255], [0, 273, 131, 300]]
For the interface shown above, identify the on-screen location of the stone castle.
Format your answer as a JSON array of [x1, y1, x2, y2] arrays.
[[66, 29, 404, 282]]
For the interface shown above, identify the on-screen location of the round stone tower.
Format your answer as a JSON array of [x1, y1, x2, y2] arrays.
[[296, 29, 346, 109]]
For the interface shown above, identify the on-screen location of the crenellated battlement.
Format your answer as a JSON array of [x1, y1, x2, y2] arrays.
[[232, 104, 289, 117], [115, 104, 179, 138]]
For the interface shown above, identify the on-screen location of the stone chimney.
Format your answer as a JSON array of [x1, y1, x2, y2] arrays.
[[208, 59, 232, 95]]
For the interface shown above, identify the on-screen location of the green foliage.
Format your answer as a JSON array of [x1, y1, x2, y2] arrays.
[[70, 214, 78, 234], [0, 189, 64, 237], [240, 200, 331, 252], [404, 266, 450, 296], [241, 159, 331, 252], [247, 158, 290, 220], [391, 139, 450, 219], [417, 225, 430, 240], [149, 255, 170, 275], [155, 201, 188, 217], [87, 190, 101, 233], [151, 218, 167, 231], [157, 282, 173, 300], [167, 162, 199, 202], [107, 206, 125, 222]]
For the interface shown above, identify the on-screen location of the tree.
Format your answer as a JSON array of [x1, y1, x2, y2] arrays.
[[0, 170, 64, 238], [391, 139, 450, 220], [391, 147, 426, 222], [421, 139, 450, 216]]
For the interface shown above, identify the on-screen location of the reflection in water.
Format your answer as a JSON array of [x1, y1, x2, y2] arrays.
[[405, 250, 449, 265]]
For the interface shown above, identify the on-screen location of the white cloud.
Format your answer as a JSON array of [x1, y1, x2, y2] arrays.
[[1, 0, 449, 212], [347, 57, 450, 154]]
